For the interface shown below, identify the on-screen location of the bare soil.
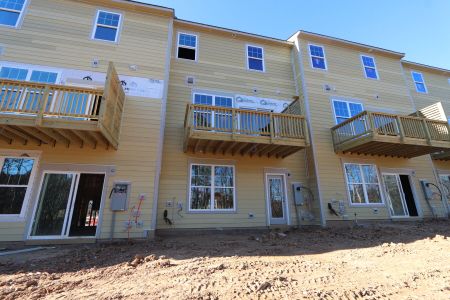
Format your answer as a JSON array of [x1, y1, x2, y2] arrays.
[[1, 220, 449, 299]]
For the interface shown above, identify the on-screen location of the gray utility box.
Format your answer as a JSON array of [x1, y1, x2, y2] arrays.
[[110, 181, 131, 211], [292, 182, 304, 206]]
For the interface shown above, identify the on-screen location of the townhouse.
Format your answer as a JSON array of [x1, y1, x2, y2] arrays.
[[0, 0, 173, 241], [0, 0, 448, 243]]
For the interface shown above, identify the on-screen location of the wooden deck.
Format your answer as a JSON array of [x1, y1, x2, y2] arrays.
[[331, 111, 450, 158], [0, 62, 125, 149], [184, 104, 308, 158]]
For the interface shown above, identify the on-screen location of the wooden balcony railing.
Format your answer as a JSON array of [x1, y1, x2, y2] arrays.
[[0, 62, 125, 149], [331, 111, 450, 158], [184, 104, 308, 158]]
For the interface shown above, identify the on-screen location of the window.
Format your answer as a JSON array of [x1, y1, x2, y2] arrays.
[[309, 44, 327, 70], [247, 45, 264, 72], [193, 93, 233, 130], [0, 0, 27, 27], [0, 156, 35, 216], [361, 55, 379, 79], [92, 10, 122, 43], [30, 70, 58, 84], [332, 100, 363, 124], [411, 71, 427, 93], [189, 164, 235, 211], [177, 33, 197, 61], [344, 163, 382, 205], [0, 66, 28, 80]]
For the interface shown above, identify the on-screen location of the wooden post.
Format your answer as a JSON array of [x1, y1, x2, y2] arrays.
[[269, 112, 274, 143], [422, 119, 432, 145], [367, 112, 377, 136], [35, 85, 50, 126], [396, 116, 405, 141], [232, 109, 236, 140]]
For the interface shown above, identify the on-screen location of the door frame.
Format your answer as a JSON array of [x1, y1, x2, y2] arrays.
[[24, 163, 114, 240], [381, 170, 422, 219], [265, 172, 290, 225]]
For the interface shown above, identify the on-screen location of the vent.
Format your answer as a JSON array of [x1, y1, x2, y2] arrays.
[[323, 84, 335, 92], [186, 76, 195, 85]]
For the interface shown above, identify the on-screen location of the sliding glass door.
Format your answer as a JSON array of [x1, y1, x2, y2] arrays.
[[29, 171, 105, 239]]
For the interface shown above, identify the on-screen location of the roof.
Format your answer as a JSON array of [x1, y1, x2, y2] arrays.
[[174, 19, 293, 46], [402, 60, 450, 76], [289, 30, 405, 58]]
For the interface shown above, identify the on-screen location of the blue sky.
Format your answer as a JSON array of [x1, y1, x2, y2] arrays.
[[142, 0, 450, 69]]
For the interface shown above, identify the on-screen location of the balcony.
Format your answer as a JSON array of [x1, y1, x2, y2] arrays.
[[183, 104, 308, 158], [0, 62, 125, 149], [331, 111, 450, 158]]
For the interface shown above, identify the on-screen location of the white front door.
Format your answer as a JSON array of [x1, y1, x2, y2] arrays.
[[266, 174, 288, 225]]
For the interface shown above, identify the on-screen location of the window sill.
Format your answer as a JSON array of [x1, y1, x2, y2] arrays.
[[0, 215, 26, 222]]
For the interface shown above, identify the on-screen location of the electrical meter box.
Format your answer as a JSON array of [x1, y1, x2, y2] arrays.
[[110, 181, 131, 211], [292, 182, 304, 205]]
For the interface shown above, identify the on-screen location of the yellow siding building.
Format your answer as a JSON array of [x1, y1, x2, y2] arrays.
[[0, 0, 449, 243]]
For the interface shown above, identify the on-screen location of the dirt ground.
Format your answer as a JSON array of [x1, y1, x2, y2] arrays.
[[1, 221, 449, 300]]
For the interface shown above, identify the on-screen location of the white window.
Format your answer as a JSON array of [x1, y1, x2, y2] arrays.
[[92, 10, 122, 43], [308, 44, 327, 70], [344, 163, 383, 205], [332, 99, 364, 124], [361, 55, 379, 79], [189, 164, 235, 211], [0, 0, 27, 28], [177, 32, 197, 61], [0, 156, 37, 219], [411, 71, 427, 93], [0, 66, 28, 80], [247, 45, 264, 72]]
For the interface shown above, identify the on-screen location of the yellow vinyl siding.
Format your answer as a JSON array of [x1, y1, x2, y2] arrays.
[[295, 36, 440, 221], [157, 23, 316, 230], [0, 0, 171, 241]]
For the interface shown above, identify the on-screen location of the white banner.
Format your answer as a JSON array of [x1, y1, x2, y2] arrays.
[[234, 95, 291, 113]]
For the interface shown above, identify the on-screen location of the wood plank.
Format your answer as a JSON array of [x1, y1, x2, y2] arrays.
[[71, 130, 97, 149], [2, 126, 40, 145]]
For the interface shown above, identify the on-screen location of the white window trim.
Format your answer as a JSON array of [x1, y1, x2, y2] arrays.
[[343, 162, 385, 207], [0, 61, 62, 83], [192, 92, 234, 107], [0, 150, 40, 222], [411, 71, 428, 94], [91, 9, 123, 44], [246, 44, 265, 72], [188, 163, 236, 213], [176, 32, 198, 62], [360, 55, 379, 80], [308, 43, 327, 71], [331, 99, 364, 125], [0, 0, 28, 29]]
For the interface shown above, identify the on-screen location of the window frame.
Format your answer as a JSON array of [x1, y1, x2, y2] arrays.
[[343, 162, 384, 206], [0, 0, 28, 29], [176, 32, 198, 62], [246, 44, 265, 72], [0, 150, 40, 222], [308, 43, 327, 71], [360, 55, 379, 80], [188, 163, 236, 213], [331, 99, 364, 125], [411, 71, 428, 94], [91, 9, 123, 44]]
